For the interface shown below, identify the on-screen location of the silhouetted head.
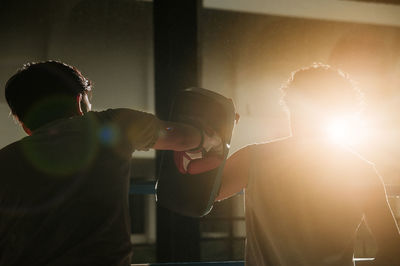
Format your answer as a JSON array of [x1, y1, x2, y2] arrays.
[[281, 63, 364, 135], [5, 61, 92, 134]]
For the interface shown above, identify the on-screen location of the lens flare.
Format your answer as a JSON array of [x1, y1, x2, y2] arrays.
[[326, 116, 367, 146]]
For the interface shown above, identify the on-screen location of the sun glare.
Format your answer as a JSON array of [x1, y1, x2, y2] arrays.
[[326, 116, 367, 146]]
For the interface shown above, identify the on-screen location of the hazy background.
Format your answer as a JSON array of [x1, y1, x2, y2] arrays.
[[1, 0, 400, 262]]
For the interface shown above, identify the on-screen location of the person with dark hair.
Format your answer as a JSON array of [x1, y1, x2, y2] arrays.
[[5, 61, 93, 133], [215, 64, 400, 265], [0, 61, 221, 266]]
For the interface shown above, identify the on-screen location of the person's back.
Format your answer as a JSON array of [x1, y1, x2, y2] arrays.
[[0, 61, 220, 265], [245, 137, 374, 265], [0, 110, 146, 266], [216, 64, 400, 265]]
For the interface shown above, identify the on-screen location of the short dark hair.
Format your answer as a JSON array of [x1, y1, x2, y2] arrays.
[[5, 61, 92, 130], [281, 63, 364, 116]]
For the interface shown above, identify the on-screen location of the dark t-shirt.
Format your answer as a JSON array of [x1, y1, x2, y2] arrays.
[[0, 109, 161, 266]]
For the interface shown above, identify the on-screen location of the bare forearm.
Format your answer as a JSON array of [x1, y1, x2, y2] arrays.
[[153, 121, 202, 151], [215, 145, 251, 201]]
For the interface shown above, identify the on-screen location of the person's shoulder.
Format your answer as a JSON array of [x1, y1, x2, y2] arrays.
[[326, 142, 374, 167], [89, 108, 152, 116], [341, 145, 374, 166], [0, 138, 25, 161], [87, 108, 156, 123], [247, 136, 292, 153], [326, 144, 380, 187]]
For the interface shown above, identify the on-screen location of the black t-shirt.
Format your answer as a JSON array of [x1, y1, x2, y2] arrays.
[[0, 109, 161, 266]]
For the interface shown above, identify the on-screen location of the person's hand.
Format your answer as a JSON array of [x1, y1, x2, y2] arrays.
[[174, 127, 224, 175], [174, 150, 223, 175]]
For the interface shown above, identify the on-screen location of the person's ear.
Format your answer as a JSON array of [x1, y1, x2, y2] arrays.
[[76, 92, 92, 115]]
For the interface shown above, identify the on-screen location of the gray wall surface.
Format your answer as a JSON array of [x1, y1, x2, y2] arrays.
[[1, 0, 400, 171]]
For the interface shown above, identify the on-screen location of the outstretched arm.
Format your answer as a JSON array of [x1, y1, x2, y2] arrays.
[[216, 145, 252, 201], [360, 168, 400, 265], [106, 108, 207, 151], [152, 120, 203, 151]]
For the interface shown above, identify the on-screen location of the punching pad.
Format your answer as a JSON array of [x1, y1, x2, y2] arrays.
[[156, 88, 235, 217]]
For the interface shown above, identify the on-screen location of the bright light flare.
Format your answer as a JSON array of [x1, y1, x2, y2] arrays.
[[325, 116, 368, 146]]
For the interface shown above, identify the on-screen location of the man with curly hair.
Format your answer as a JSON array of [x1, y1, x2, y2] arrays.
[[216, 64, 400, 265]]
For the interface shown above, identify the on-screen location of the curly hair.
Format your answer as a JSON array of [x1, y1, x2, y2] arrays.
[[281, 63, 364, 117], [5, 61, 92, 130]]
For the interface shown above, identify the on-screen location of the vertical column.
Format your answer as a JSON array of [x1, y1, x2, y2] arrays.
[[153, 0, 201, 262]]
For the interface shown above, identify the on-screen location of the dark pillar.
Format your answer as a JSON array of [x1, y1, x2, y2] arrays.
[[153, 0, 201, 262]]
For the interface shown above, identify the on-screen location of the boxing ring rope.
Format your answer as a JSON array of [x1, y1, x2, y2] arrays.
[[131, 259, 374, 265], [130, 181, 400, 197], [132, 262, 244, 266], [130, 180, 157, 195]]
